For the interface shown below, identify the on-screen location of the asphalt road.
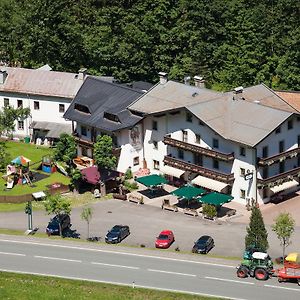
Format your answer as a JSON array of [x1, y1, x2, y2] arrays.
[[0, 199, 299, 258], [0, 236, 300, 300]]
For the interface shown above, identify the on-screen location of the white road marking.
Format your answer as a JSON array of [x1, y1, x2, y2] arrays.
[[0, 268, 246, 300], [34, 256, 82, 263], [91, 262, 139, 270], [264, 284, 300, 292], [148, 268, 196, 277], [205, 276, 255, 285], [0, 238, 235, 268], [0, 251, 25, 257]]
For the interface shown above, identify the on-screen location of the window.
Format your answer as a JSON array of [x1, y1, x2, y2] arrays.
[[81, 147, 88, 157], [74, 103, 90, 114], [213, 138, 219, 148], [59, 104, 65, 113], [104, 112, 120, 122], [240, 146, 246, 156], [297, 116, 300, 122], [34, 101, 40, 110], [152, 120, 158, 130], [262, 146, 268, 158], [240, 189, 246, 199], [153, 160, 160, 170], [195, 134, 201, 144], [17, 99, 23, 108], [275, 126, 281, 134], [81, 126, 87, 136], [262, 188, 268, 199], [279, 161, 285, 173], [240, 168, 245, 177], [194, 153, 202, 165], [4, 98, 9, 107], [186, 112, 193, 122], [133, 157, 139, 166], [288, 120, 293, 130], [178, 149, 184, 159], [182, 130, 188, 142], [18, 120, 24, 130], [262, 167, 268, 179], [213, 159, 219, 169], [279, 140, 284, 152], [298, 135, 300, 147], [153, 141, 158, 149]]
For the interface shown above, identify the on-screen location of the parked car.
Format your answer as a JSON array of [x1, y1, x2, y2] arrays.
[[105, 225, 130, 244], [192, 235, 214, 254], [155, 230, 175, 249], [46, 214, 71, 236]]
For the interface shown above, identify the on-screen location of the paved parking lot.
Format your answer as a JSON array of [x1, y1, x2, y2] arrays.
[[1, 196, 299, 259]]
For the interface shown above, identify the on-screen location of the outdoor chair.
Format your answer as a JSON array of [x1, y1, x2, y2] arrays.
[[94, 189, 101, 198]]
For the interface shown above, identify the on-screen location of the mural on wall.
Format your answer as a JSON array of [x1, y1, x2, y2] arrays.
[[129, 124, 142, 150]]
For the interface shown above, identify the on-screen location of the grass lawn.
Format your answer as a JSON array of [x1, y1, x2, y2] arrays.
[[0, 272, 223, 300], [0, 140, 70, 196]]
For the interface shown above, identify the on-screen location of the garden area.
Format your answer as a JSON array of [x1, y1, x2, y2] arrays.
[[0, 140, 70, 196]]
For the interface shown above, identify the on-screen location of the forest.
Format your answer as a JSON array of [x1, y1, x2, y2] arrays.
[[0, 0, 299, 90]]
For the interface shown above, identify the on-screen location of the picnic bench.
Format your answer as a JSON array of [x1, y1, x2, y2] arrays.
[[161, 199, 178, 212], [183, 208, 198, 217], [127, 193, 144, 204]]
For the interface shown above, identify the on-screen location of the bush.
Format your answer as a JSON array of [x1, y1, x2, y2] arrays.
[[202, 204, 217, 219], [125, 168, 133, 180], [123, 180, 138, 191]]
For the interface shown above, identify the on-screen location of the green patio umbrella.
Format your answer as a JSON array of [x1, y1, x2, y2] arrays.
[[171, 185, 206, 200], [199, 192, 233, 206], [135, 174, 167, 187]]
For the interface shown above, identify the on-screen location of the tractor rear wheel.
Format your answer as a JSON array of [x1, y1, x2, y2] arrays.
[[237, 266, 249, 278], [254, 268, 268, 281]]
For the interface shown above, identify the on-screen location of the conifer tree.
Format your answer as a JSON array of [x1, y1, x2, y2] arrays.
[[245, 206, 269, 252]]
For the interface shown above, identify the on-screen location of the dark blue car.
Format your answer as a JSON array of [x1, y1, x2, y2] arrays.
[[105, 225, 130, 244], [46, 214, 71, 236]]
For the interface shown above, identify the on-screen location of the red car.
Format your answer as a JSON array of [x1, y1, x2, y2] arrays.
[[155, 230, 175, 249]]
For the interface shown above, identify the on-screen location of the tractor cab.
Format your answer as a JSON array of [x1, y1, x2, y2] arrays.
[[237, 252, 274, 281]]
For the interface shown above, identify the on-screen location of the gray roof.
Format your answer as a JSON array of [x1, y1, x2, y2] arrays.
[[0, 67, 84, 99], [129, 81, 296, 147], [31, 121, 72, 138], [64, 76, 144, 132]]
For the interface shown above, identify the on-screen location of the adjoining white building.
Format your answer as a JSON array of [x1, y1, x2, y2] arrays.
[[63, 76, 146, 172], [0, 66, 87, 141], [65, 71, 300, 205]]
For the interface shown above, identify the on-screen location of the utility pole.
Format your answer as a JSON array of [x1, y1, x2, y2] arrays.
[[25, 201, 33, 230]]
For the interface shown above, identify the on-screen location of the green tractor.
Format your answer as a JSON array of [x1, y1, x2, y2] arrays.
[[237, 251, 274, 281]]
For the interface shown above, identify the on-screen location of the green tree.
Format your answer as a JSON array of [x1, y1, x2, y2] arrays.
[[70, 167, 82, 192], [93, 135, 117, 169], [0, 105, 30, 137], [81, 206, 93, 239], [245, 206, 269, 252], [0, 141, 11, 171], [272, 213, 295, 261], [53, 133, 76, 169], [44, 193, 71, 236]]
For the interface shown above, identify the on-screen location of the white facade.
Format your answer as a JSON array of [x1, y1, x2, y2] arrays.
[[0, 92, 71, 138]]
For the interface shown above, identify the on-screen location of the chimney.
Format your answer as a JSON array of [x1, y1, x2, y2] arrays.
[[194, 75, 205, 88], [233, 86, 244, 100], [78, 68, 87, 80], [158, 72, 168, 85], [184, 75, 191, 85], [0, 68, 8, 84]]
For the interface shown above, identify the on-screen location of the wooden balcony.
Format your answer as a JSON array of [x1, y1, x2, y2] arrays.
[[74, 135, 94, 148], [163, 136, 234, 161], [258, 147, 300, 166], [257, 166, 300, 188], [163, 156, 235, 184]]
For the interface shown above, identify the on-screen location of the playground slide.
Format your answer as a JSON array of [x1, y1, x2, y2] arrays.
[[55, 163, 68, 176]]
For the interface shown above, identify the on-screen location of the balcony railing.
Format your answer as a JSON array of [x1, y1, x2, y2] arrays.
[[163, 156, 235, 184], [258, 147, 300, 166], [163, 136, 234, 161], [257, 166, 300, 188]]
